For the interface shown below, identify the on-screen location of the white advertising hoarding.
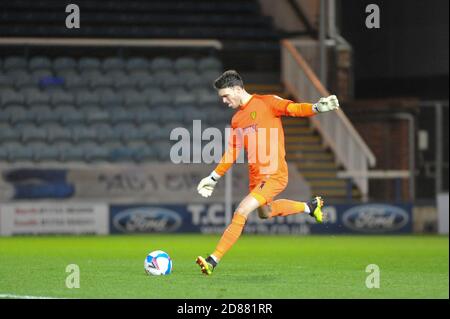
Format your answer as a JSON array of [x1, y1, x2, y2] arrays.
[[0, 202, 109, 236]]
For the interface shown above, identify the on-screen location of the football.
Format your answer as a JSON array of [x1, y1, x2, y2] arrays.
[[144, 250, 172, 276]]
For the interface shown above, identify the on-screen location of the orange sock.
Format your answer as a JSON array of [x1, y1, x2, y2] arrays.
[[269, 199, 307, 217], [212, 214, 247, 261]]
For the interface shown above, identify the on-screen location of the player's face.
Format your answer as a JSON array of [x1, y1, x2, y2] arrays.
[[218, 87, 242, 109]]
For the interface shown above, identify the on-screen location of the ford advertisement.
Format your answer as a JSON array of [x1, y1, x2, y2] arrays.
[[109, 203, 412, 234]]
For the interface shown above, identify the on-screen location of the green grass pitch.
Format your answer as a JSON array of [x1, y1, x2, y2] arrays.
[[0, 234, 448, 299]]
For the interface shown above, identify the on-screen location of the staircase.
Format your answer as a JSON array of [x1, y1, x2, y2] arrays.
[[283, 117, 361, 203]]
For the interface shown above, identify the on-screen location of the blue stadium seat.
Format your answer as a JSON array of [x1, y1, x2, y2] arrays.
[[127, 141, 157, 162], [50, 90, 75, 107], [75, 89, 100, 107], [197, 56, 222, 72], [151, 57, 173, 72], [78, 57, 101, 71], [0, 123, 21, 141], [153, 140, 172, 161], [139, 123, 162, 141], [3, 56, 27, 71], [102, 57, 125, 72], [30, 142, 59, 162], [84, 106, 110, 123], [114, 122, 145, 142], [130, 106, 158, 124], [5, 105, 30, 124], [71, 124, 97, 142], [3, 142, 34, 162], [126, 57, 150, 72], [143, 87, 172, 106], [54, 105, 84, 124], [23, 88, 50, 107], [46, 123, 72, 142], [1, 89, 25, 106], [109, 106, 135, 124], [31, 105, 59, 124], [92, 123, 119, 142], [174, 57, 197, 72], [156, 106, 183, 122], [57, 142, 84, 162], [123, 89, 146, 107], [29, 56, 52, 71], [20, 123, 47, 142], [52, 57, 77, 71], [82, 142, 109, 162]]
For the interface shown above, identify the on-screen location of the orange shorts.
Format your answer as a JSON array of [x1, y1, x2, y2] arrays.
[[249, 176, 288, 206]]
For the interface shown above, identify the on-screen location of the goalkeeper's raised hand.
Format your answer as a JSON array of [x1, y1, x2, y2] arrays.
[[313, 95, 340, 113], [197, 171, 221, 198]]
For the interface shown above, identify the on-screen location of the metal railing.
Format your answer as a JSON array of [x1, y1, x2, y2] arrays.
[[281, 39, 376, 200]]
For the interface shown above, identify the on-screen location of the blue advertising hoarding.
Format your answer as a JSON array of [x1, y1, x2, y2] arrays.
[[109, 203, 413, 234]]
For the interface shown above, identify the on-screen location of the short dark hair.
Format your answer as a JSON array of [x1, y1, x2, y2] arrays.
[[213, 70, 244, 90]]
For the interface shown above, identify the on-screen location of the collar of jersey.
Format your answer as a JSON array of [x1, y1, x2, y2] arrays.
[[239, 94, 255, 110]]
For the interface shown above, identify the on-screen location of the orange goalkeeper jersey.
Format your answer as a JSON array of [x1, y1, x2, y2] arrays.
[[214, 94, 316, 184]]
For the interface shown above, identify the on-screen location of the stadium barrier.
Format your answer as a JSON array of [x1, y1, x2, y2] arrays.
[[0, 201, 412, 236]]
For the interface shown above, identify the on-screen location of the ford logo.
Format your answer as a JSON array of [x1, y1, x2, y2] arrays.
[[342, 204, 409, 233], [113, 207, 182, 233]]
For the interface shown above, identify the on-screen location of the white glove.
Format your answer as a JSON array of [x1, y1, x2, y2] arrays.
[[313, 95, 340, 113], [197, 171, 221, 198]]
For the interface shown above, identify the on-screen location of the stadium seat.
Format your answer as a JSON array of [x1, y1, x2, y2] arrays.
[[197, 56, 222, 72], [139, 123, 162, 141], [30, 142, 59, 162], [143, 87, 172, 106], [126, 57, 150, 72], [78, 57, 101, 71], [71, 124, 97, 142], [3, 56, 27, 71], [106, 142, 135, 162], [5, 105, 30, 124], [0, 123, 21, 141], [54, 105, 84, 124], [92, 123, 119, 142], [52, 57, 77, 71], [102, 57, 125, 72], [114, 122, 145, 142], [127, 141, 157, 162], [46, 123, 72, 142], [20, 123, 47, 142], [84, 106, 110, 124], [108, 106, 135, 124], [23, 88, 50, 107], [31, 105, 59, 124], [29, 56, 52, 71], [154, 70, 182, 89], [3, 142, 34, 162], [57, 142, 84, 162], [123, 89, 147, 107], [50, 90, 75, 107], [98, 88, 124, 108], [75, 89, 101, 107], [151, 57, 173, 72], [1, 89, 25, 106], [130, 106, 158, 124], [63, 73, 85, 90], [156, 106, 183, 122], [82, 142, 109, 162], [174, 57, 197, 72], [153, 140, 172, 161]]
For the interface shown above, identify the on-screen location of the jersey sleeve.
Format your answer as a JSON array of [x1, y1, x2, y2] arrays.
[[265, 95, 294, 117], [213, 126, 243, 176]]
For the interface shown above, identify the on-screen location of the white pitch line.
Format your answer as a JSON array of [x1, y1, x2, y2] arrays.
[[0, 293, 64, 299]]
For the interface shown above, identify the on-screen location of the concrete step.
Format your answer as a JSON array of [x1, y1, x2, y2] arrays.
[[286, 152, 334, 161], [307, 179, 348, 188], [285, 135, 321, 144], [284, 127, 314, 135], [285, 144, 325, 151], [301, 171, 338, 179], [296, 161, 337, 170], [282, 118, 309, 127]]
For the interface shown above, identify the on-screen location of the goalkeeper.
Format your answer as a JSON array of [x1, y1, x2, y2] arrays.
[[196, 70, 339, 275]]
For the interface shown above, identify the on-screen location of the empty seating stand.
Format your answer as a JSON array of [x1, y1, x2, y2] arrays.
[[0, 54, 231, 163]]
